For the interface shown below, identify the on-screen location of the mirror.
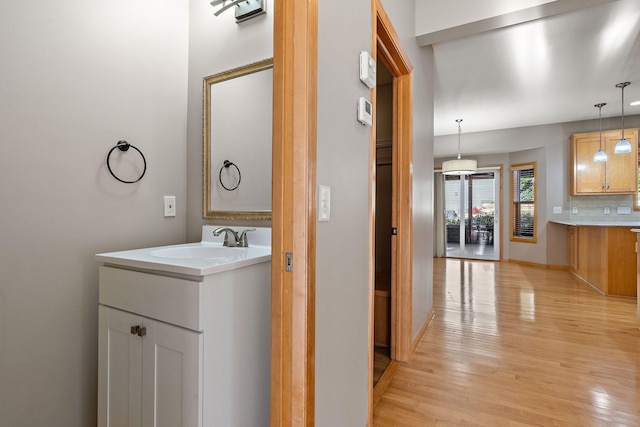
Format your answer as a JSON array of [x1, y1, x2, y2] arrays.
[[203, 58, 273, 220]]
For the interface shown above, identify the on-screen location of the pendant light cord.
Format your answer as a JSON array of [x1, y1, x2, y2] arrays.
[[596, 103, 605, 150], [456, 118, 463, 160], [617, 82, 630, 140]]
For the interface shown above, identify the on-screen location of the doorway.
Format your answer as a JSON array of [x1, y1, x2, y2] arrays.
[[443, 168, 500, 261], [373, 60, 393, 386]]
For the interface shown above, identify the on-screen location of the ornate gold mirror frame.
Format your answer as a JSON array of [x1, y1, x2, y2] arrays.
[[203, 58, 273, 219]]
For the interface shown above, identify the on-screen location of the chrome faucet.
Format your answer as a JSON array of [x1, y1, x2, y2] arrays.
[[213, 227, 255, 247]]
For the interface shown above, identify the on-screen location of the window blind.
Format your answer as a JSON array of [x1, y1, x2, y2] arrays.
[[511, 163, 535, 240]]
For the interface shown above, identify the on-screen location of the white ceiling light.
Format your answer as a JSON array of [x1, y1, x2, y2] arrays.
[[614, 82, 632, 154], [442, 119, 477, 175], [593, 102, 607, 163]]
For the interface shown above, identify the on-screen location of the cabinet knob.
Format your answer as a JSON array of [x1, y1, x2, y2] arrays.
[[130, 325, 146, 337]]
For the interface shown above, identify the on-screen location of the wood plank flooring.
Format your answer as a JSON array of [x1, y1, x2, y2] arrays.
[[373, 258, 640, 426]]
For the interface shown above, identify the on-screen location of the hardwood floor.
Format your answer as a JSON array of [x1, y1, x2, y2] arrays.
[[373, 258, 640, 426]]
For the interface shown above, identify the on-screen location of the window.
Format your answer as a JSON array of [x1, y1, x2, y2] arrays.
[[510, 162, 536, 242]]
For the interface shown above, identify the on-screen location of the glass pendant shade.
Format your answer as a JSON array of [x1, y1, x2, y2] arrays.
[[614, 139, 632, 153], [594, 149, 608, 162], [442, 118, 477, 175], [614, 82, 631, 154]]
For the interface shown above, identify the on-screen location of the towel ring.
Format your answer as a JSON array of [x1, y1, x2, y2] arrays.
[[106, 140, 147, 184], [218, 160, 241, 191]]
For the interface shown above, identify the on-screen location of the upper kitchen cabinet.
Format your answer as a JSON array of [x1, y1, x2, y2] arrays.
[[570, 129, 639, 195]]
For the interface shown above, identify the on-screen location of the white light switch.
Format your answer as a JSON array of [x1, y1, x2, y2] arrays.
[[318, 185, 330, 222], [164, 196, 176, 217]]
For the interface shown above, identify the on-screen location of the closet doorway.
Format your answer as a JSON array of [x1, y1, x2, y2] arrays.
[[373, 60, 393, 386], [441, 168, 501, 261]]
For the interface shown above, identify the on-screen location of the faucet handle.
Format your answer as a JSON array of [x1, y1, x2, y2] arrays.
[[239, 228, 256, 247]]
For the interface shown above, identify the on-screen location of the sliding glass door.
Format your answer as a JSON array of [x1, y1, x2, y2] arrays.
[[444, 169, 500, 260]]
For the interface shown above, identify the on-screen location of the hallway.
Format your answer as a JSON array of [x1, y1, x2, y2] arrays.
[[373, 258, 640, 426]]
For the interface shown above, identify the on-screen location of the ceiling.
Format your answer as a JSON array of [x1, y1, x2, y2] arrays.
[[430, 0, 640, 146]]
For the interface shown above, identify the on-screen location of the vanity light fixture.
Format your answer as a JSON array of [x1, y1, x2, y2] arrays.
[[442, 119, 477, 176], [593, 103, 608, 163], [210, 0, 266, 22], [614, 82, 632, 154]]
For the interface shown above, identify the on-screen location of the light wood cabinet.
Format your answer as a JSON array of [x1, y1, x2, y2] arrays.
[[570, 128, 638, 195], [569, 226, 637, 297], [567, 226, 578, 271]]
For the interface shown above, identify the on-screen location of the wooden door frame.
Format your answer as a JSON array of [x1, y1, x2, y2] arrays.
[[368, 0, 414, 423], [271, 0, 317, 425]]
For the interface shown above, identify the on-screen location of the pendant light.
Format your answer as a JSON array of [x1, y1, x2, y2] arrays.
[[442, 119, 477, 175], [614, 82, 632, 154], [593, 102, 608, 162]]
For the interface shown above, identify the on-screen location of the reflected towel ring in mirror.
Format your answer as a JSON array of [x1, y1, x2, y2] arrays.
[[218, 160, 241, 191], [106, 140, 147, 184]]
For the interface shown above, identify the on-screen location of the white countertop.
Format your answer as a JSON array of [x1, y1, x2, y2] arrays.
[[96, 226, 271, 276], [549, 220, 640, 227]]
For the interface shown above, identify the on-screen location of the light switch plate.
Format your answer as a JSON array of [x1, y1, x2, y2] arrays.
[[553, 207, 562, 214], [318, 185, 330, 222], [164, 196, 176, 217]]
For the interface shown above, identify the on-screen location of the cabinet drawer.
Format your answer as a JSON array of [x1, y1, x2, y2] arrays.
[[99, 266, 204, 331]]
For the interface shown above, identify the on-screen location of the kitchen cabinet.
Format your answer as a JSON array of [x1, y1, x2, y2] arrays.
[[567, 225, 578, 271], [98, 306, 201, 427], [570, 128, 638, 195], [568, 226, 637, 297]]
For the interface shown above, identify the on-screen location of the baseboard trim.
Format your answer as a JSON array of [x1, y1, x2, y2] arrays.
[[410, 311, 434, 356], [372, 360, 398, 408], [505, 258, 568, 270]]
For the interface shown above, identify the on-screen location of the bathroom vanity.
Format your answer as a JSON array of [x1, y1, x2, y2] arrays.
[[96, 226, 271, 427]]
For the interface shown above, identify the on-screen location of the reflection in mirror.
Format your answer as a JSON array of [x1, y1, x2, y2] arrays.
[[203, 58, 273, 219]]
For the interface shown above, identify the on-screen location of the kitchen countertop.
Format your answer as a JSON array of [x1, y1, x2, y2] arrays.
[[549, 220, 640, 227]]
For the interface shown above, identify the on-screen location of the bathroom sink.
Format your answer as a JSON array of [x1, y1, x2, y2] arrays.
[[96, 225, 271, 276], [151, 246, 244, 260]]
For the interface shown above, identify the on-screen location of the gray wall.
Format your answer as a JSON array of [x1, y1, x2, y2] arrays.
[[435, 115, 640, 266], [0, 1, 189, 425], [315, 0, 372, 423]]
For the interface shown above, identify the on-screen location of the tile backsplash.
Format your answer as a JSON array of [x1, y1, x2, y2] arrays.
[[569, 195, 640, 221]]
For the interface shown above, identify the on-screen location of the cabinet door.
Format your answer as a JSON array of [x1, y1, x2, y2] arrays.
[[141, 319, 202, 427], [98, 306, 143, 427], [604, 131, 638, 193], [567, 226, 578, 271], [572, 134, 606, 194]]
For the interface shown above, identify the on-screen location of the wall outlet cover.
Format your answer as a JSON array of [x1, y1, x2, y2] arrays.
[[571, 207, 578, 214], [164, 196, 176, 217], [553, 207, 562, 214], [603, 207, 610, 215]]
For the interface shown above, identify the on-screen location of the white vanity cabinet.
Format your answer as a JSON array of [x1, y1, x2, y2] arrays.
[[97, 254, 271, 427], [98, 305, 202, 427]]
